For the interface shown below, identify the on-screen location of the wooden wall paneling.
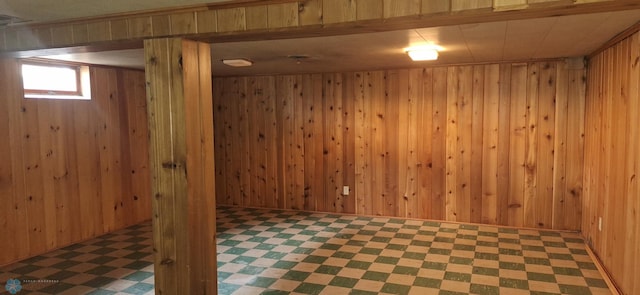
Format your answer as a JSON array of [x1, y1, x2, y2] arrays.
[[122, 70, 151, 222], [227, 78, 244, 207], [245, 6, 268, 30], [86, 21, 111, 42], [151, 15, 172, 36], [0, 59, 28, 263], [383, 0, 421, 18], [551, 62, 569, 229], [267, 2, 299, 29], [607, 40, 627, 277], [298, 0, 323, 26], [481, 64, 500, 225], [356, 0, 383, 20], [342, 73, 356, 214], [457, 66, 473, 222], [36, 101, 59, 249], [598, 49, 612, 255], [369, 71, 387, 216], [105, 68, 127, 231], [523, 62, 539, 228], [170, 12, 196, 35], [508, 63, 527, 227], [117, 70, 139, 223], [323, 73, 343, 212], [445, 67, 459, 221], [470, 65, 484, 224], [323, 0, 357, 24], [0, 61, 150, 266], [536, 62, 556, 228], [494, 0, 528, 11], [582, 55, 598, 242], [416, 68, 433, 219], [196, 10, 218, 33], [73, 99, 103, 240], [128, 16, 153, 38], [51, 26, 74, 47], [72, 24, 89, 44], [422, 0, 450, 14], [52, 101, 77, 247], [20, 100, 48, 256], [254, 77, 269, 208], [451, 0, 492, 11], [276, 75, 293, 209], [0, 64, 15, 262], [354, 72, 370, 215], [385, 70, 402, 217], [216, 8, 246, 32], [404, 68, 422, 218], [238, 78, 251, 207], [445, 66, 474, 222], [496, 64, 511, 226], [210, 60, 585, 231], [302, 74, 324, 211], [624, 32, 640, 294], [264, 76, 280, 209], [212, 78, 228, 205], [563, 66, 584, 231], [110, 19, 129, 40], [431, 67, 448, 220], [116, 71, 135, 229]]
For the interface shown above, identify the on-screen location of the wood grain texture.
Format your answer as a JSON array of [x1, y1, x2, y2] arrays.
[[0, 59, 151, 266], [583, 30, 640, 295], [0, 0, 626, 52], [214, 60, 585, 230], [144, 38, 217, 294]]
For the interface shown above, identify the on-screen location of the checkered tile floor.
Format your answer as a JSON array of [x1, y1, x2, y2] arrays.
[[1, 206, 611, 295], [217, 207, 610, 295], [0, 223, 154, 295]]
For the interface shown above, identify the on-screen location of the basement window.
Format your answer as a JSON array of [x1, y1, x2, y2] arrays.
[[21, 61, 91, 100]]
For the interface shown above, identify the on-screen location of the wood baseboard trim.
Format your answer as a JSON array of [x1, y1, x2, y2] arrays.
[[585, 244, 622, 295]]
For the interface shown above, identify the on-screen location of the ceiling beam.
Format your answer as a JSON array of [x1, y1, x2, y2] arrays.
[[1, 0, 639, 56]]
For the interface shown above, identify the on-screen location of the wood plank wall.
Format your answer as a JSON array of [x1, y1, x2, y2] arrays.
[[0, 0, 627, 53], [583, 30, 640, 295], [0, 58, 151, 266], [213, 60, 586, 231]]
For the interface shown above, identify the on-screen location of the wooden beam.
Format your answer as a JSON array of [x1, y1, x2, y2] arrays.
[[1, 0, 639, 54], [144, 38, 217, 295]]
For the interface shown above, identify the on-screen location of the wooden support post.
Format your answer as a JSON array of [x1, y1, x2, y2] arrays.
[[144, 38, 217, 295]]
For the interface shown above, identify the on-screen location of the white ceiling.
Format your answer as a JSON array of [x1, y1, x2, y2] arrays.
[[40, 9, 640, 76]]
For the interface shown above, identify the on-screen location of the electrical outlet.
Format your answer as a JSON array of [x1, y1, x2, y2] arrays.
[[343, 186, 350, 195], [598, 217, 602, 231]]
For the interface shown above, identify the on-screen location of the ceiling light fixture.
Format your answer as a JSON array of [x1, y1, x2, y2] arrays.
[[405, 45, 441, 61], [222, 58, 253, 67]]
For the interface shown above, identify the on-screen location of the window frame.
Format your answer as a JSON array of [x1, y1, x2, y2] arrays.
[[20, 59, 91, 100]]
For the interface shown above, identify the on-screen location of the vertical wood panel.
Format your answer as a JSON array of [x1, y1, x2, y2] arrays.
[[508, 64, 527, 227], [323, 0, 357, 24], [0, 60, 151, 266], [298, 0, 323, 25], [481, 64, 500, 224], [583, 31, 640, 295], [536, 62, 556, 228], [212, 60, 584, 231]]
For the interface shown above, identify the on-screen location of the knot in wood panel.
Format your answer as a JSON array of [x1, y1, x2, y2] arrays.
[[160, 258, 174, 265]]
